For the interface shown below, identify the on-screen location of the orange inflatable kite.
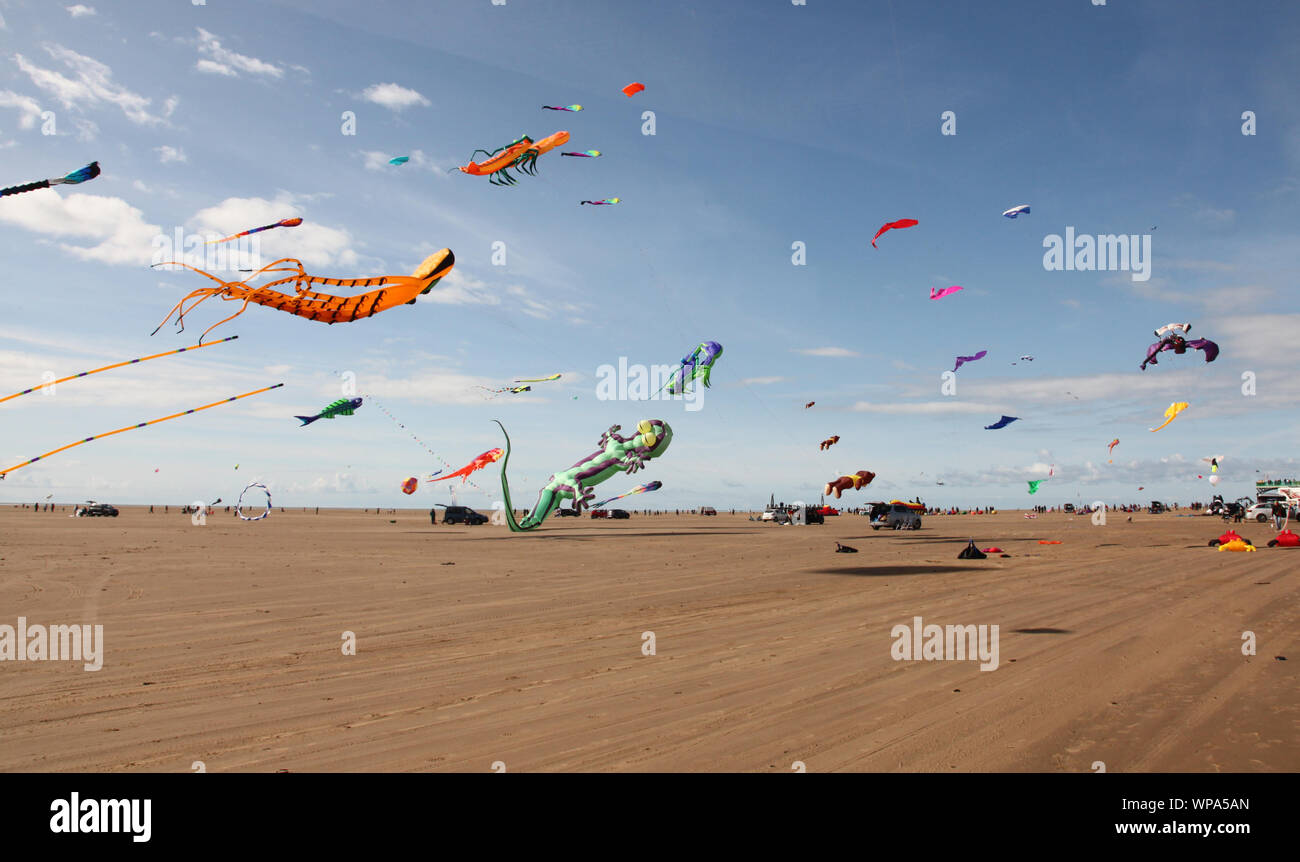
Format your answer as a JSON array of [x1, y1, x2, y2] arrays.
[[622, 82, 645, 97], [457, 131, 570, 186], [152, 249, 455, 343]]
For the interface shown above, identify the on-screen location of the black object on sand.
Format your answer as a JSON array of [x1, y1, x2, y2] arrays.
[[835, 542, 858, 554], [957, 540, 987, 560]]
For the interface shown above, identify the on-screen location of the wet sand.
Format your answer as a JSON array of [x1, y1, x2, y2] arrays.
[[0, 507, 1295, 772]]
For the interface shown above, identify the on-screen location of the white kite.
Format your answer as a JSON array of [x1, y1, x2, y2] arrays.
[[1002, 205, 1031, 219]]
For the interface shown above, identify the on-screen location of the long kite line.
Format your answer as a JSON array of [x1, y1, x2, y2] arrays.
[[0, 383, 284, 478], [0, 336, 239, 407]]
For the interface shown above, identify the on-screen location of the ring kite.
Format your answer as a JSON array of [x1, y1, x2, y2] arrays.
[[235, 482, 273, 521], [151, 248, 455, 344], [871, 218, 918, 248], [953, 350, 988, 372], [205, 217, 303, 245], [984, 415, 1019, 430], [494, 418, 672, 531], [0, 383, 284, 479], [1, 160, 99, 198], [1149, 401, 1189, 432], [456, 131, 569, 186]]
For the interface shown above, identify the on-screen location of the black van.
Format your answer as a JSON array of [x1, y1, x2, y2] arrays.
[[439, 505, 488, 525]]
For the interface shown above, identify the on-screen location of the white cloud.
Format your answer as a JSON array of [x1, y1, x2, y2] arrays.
[[851, 401, 994, 414], [13, 44, 167, 126], [418, 268, 501, 307], [154, 145, 187, 164], [361, 82, 429, 112], [0, 12, 7, 30], [740, 377, 784, 385], [195, 28, 284, 78], [65, 5, 96, 17], [0, 90, 43, 129], [794, 347, 860, 358], [0, 192, 161, 266]]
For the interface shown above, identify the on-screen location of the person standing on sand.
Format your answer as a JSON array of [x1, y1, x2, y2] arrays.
[[1272, 501, 1285, 530]]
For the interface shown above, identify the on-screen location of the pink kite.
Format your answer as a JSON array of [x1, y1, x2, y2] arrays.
[[622, 82, 645, 98], [930, 285, 963, 300], [871, 218, 918, 248]]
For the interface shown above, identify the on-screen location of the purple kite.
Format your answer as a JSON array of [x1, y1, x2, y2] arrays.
[[1139, 323, 1219, 370], [930, 286, 963, 300], [953, 350, 988, 372], [984, 415, 1020, 430]]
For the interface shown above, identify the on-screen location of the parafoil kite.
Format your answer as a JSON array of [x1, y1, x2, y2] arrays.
[[205, 217, 303, 245], [1140, 323, 1219, 370], [152, 248, 455, 343], [456, 131, 569, 186], [663, 341, 723, 395], [1149, 401, 1189, 432], [389, 156, 409, 165], [543, 105, 583, 112], [593, 480, 663, 509], [1, 160, 99, 198], [580, 198, 621, 205], [494, 418, 672, 531], [953, 350, 988, 372], [0, 383, 284, 479], [824, 470, 875, 499], [401, 477, 419, 495], [984, 415, 1019, 430], [1001, 205, 1031, 219], [930, 286, 963, 300], [562, 150, 601, 158], [871, 218, 918, 248], [622, 82, 645, 98], [429, 448, 505, 484], [819, 435, 840, 450], [296, 397, 362, 426]]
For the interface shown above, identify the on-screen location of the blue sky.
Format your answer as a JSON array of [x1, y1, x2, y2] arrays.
[[1, 0, 1299, 511]]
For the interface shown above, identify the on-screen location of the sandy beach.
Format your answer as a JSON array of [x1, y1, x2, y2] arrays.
[[0, 506, 1294, 772]]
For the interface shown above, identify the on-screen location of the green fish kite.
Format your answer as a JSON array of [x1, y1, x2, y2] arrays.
[[295, 397, 363, 426]]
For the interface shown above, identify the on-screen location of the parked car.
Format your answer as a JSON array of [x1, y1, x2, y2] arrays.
[[869, 501, 922, 530], [590, 509, 610, 519], [1244, 502, 1275, 523], [75, 501, 118, 517], [610, 509, 631, 520], [1147, 501, 1167, 514], [556, 507, 581, 517], [440, 505, 488, 525], [699, 506, 717, 516], [1063, 503, 1075, 513]]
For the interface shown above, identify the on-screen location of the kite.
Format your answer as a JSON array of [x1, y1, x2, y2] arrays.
[[663, 341, 723, 395], [871, 218, 918, 248], [1011, 355, 1034, 365], [819, 435, 840, 450], [235, 482, 273, 521], [296, 397, 362, 426], [580, 198, 621, 205], [543, 104, 583, 112], [1, 160, 99, 198], [151, 248, 455, 344], [1202, 455, 1222, 473], [824, 470, 876, 499], [1140, 323, 1219, 370], [0, 383, 284, 479], [1108, 438, 1120, 462], [561, 150, 602, 158], [430, 448, 505, 485], [494, 418, 672, 531], [1149, 401, 1189, 432], [622, 82, 645, 97], [476, 384, 531, 397], [388, 156, 409, 165], [805, 402, 815, 409], [953, 350, 988, 372], [205, 217, 303, 245], [455, 131, 570, 186], [592, 480, 663, 509], [984, 415, 1019, 430], [1027, 480, 1046, 494], [0, 336, 239, 408], [1001, 205, 1031, 219], [401, 477, 419, 495], [515, 373, 562, 383], [930, 286, 963, 300]]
